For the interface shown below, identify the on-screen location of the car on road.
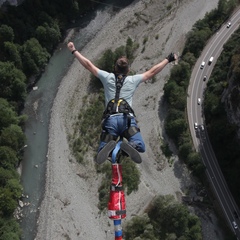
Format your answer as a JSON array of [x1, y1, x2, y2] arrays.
[[203, 75, 207, 81], [227, 22, 231, 28], [200, 61, 205, 69], [200, 125, 204, 131], [208, 56, 214, 65], [232, 221, 238, 229], [197, 98, 201, 105], [194, 123, 198, 129]]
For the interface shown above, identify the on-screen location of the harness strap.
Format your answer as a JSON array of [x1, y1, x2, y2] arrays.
[[115, 210, 127, 215], [110, 185, 123, 191], [100, 74, 139, 143], [100, 131, 118, 142], [122, 126, 140, 140], [113, 74, 126, 113]]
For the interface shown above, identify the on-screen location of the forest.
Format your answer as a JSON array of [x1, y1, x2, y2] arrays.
[[0, 0, 135, 239], [163, 0, 240, 207]]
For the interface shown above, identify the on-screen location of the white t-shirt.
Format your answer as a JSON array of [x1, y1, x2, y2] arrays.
[[97, 70, 143, 107]]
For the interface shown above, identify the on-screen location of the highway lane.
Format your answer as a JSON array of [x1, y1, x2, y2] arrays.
[[187, 8, 240, 238]]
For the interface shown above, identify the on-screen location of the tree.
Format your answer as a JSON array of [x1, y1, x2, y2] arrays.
[[126, 37, 134, 62], [164, 82, 186, 110], [165, 118, 187, 142], [0, 217, 21, 240], [0, 124, 25, 152], [0, 98, 19, 131], [182, 52, 196, 68], [5, 178, 22, 200], [21, 38, 50, 76], [21, 51, 38, 76], [184, 28, 211, 58], [114, 46, 126, 62], [0, 146, 18, 169], [3, 42, 22, 69], [164, 204, 189, 237], [97, 49, 115, 72], [148, 195, 202, 239], [122, 159, 140, 195], [0, 167, 20, 187], [169, 61, 191, 89], [0, 25, 14, 45], [0, 62, 27, 104], [0, 187, 18, 216], [35, 21, 61, 52], [0, 232, 20, 240], [124, 213, 156, 240], [178, 142, 193, 159]]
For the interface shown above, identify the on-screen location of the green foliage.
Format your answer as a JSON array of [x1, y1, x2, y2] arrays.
[[165, 117, 187, 141], [95, 37, 137, 76], [21, 38, 50, 76], [0, 0, 118, 237], [98, 158, 140, 211], [160, 141, 173, 159], [97, 164, 111, 211], [0, 217, 21, 240], [169, 61, 191, 89], [124, 213, 157, 240], [5, 178, 22, 199], [122, 159, 140, 195], [124, 195, 202, 240], [0, 124, 25, 152], [204, 28, 240, 203], [182, 52, 196, 68], [3, 42, 22, 69], [0, 98, 19, 131], [164, 108, 186, 142], [184, 28, 212, 58], [35, 21, 61, 52], [143, 36, 148, 45], [178, 142, 193, 160], [114, 46, 127, 61], [97, 49, 115, 73], [181, 0, 238, 59], [163, 1, 239, 179], [0, 61, 27, 104], [0, 24, 14, 44], [0, 167, 19, 187], [163, 80, 186, 110], [126, 37, 134, 62], [0, 146, 18, 169], [0, 187, 18, 216]]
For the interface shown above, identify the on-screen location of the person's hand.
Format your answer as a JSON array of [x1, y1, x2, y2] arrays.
[[67, 42, 75, 52], [166, 53, 177, 63]]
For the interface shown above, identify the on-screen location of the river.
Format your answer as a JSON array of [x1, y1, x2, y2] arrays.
[[19, 1, 135, 239]]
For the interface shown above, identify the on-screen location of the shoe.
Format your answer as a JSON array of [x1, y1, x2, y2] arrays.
[[120, 142, 142, 164], [96, 140, 116, 164]]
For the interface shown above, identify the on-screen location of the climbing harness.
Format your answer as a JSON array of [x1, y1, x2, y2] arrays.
[[103, 74, 134, 117], [101, 74, 140, 142]]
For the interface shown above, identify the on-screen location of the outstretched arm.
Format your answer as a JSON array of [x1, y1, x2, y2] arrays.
[[67, 42, 99, 77], [142, 53, 177, 82]]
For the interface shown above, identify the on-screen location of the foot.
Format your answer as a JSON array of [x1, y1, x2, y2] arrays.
[[96, 140, 116, 164], [120, 142, 142, 164]]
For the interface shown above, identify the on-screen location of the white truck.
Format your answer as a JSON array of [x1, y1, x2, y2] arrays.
[[200, 61, 205, 69], [208, 56, 214, 65]]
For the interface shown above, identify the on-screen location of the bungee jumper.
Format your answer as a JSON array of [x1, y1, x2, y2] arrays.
[[67, 42, 177, 164], [67, 42, 177, 239]]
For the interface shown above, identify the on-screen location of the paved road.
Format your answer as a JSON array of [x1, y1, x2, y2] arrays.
[[187, 8, 240, 239]]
